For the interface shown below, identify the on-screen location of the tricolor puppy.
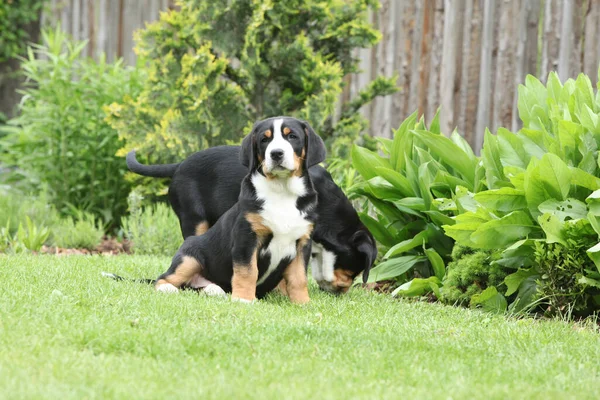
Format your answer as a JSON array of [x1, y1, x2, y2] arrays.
[[127, 150, 377, 294], [154, 117, 326, 303]]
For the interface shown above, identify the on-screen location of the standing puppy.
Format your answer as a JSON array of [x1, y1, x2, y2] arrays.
[[155, 117, 326, 303]]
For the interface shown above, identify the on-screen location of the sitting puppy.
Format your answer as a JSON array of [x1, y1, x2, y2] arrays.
[[127, 150, 377, 294], [155, 117, 325, 303]]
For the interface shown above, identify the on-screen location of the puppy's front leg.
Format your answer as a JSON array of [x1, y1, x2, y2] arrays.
[[231, 248, 258, 303], [283, 238, 312, 304]]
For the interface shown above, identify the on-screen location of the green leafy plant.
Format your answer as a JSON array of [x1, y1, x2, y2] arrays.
[[350, 110, 484, 295], [444, 70, 600, 316], [106, 0, 396, 196], [51, 211, 105, 250], [0, 188, 59, 237], [0, 28, 143, 227], [120, 190, 182, 256], [15, 216, 50, 252]]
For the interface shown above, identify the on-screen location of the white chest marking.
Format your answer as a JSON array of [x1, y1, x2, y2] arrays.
[[310, 242, 336, 284], [252, 173, 311, 284]]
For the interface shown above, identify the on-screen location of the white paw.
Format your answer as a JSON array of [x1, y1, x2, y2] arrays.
[[204, 283, 226, 297], [231, 297, 256, 304], [156, 283, 179, 293]]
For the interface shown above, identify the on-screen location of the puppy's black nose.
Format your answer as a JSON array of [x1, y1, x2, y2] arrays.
[[270, 149, 284, 161]]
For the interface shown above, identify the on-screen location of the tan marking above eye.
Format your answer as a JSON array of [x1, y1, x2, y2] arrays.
[[283, 127, 291, 135], [264, 130, 272, 138]]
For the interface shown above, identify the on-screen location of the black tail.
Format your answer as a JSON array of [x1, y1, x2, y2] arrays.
[[101, 272, 155, 285], [126, 151, 180, 178]]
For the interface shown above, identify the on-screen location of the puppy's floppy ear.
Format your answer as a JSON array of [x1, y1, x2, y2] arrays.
[[351, 229, 377, 283], [301, 120, 327, 168], [240, 127, 257, 170]]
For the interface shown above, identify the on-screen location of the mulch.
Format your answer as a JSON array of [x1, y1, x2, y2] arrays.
[[39, 237, 131, 256]]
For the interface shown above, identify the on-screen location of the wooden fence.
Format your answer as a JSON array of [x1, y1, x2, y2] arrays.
[[44, 0, 600, 151]]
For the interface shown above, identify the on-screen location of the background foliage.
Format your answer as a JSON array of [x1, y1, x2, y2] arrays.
[[0, 28, 143, 227], [0, 0, 45, 62], [106, 0, 396, 195]]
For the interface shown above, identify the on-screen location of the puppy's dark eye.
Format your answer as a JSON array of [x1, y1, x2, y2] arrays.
[[289, 133, 298, 139], [261, 137, 270, 143]]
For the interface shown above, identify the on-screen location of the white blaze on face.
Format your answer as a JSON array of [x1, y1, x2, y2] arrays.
[[265, 118, 295, 173]]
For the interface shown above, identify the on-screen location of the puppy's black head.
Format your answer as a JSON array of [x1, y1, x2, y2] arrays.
[[240, 117, 326, 177], [321, 228, 377, 294]]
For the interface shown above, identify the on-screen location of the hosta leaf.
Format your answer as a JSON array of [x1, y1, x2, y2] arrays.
[[470, 211, 537, 249], [537, 153, 571, 200], [424, 247, 445, 280], [392, 276, 441, 298], [470, 286, 507, 313], [366, 177, 405, 200], [443, 208, 493, 248], [358, 212, 397, 248], [374, 167, 415, 197], [537, 213, 566, 245], [497, 127, 529, 169], [351, 145, 391, 180], [450, 129, 476, 161], [494, 239, 537, 269], [570, 167, 600, 191], [474, 188, 527, 212], [412, 129, 476, 183], [429, 108, 441, 134], [390, 111, 418, 171], [482, 129, 508, 189], [537, 198, 587, 221], [423, 210, 455, 227], [586, 242, 600, 273], [504, 267, 538, 296], [384, 229, 430, 259], [367, 255, 425, 283]]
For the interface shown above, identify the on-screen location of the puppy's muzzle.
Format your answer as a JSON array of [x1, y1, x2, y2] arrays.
[[270, 148, 284, 163]]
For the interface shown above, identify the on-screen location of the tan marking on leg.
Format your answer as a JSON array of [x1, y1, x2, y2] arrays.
[[264, 129, 272, 138], [156, 256, 202, 289], [275, 280, 289, 296], [283, 253, 309, 304], [232, 249, 258, 302], [194, 221, 210, 236], [283, 127, 291, 135], [333, 269, 354, 293], [245, 212, 272, 238]]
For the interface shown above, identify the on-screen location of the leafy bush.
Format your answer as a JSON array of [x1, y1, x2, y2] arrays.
[[444, 70, 600, 316], [350, 111, 484, 294], [106, 0, 396, 195], [120, 190, 181, 256], [0, 188, 59, 237], [51, 211, 104, 250], [0, 28, 143, 227]]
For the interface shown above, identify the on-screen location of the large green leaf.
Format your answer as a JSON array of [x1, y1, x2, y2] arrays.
[[351, 145, 391, 180], [537, 153, 571, 200], [497, 127, 530, 169], [494, 239, 537, 269], [537, 198, 587, 221], [570, 167, 600, 191], [424, 247, 445, 280], [470, 211, 537, 249], [470, 286, 507, 313], [358, 212, 397, 248], [523, 160, 548, 217], [374, 167, 415, 197], [443, 208, 493, 248], [390, 111, 417, 171], [586, 242, 600, 273], [482, 129, 508, 189], [505, 267, 538, 296], [367, 255, 425, 283], [411, 129, 476, 183], [474, 188, 527, 212], [384, 229, 431, 259], [366, 177, 405, 201], [538, 213, 566, 245], [392, 276, 441, 298]]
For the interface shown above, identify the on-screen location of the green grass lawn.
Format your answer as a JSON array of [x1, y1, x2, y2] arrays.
[[1, 254, 599, 399]]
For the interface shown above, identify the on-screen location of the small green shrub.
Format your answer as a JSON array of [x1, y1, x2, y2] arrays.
[[120, 191, 181, 256], [51, 211, 104, 250], [0, 28, 143, 227], [0, 189, 59, 237], [440, 246, 506, 307]]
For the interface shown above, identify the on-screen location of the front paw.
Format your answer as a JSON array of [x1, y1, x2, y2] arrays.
[[156, 282, 179, 293], [231, 296, 256, 304]]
